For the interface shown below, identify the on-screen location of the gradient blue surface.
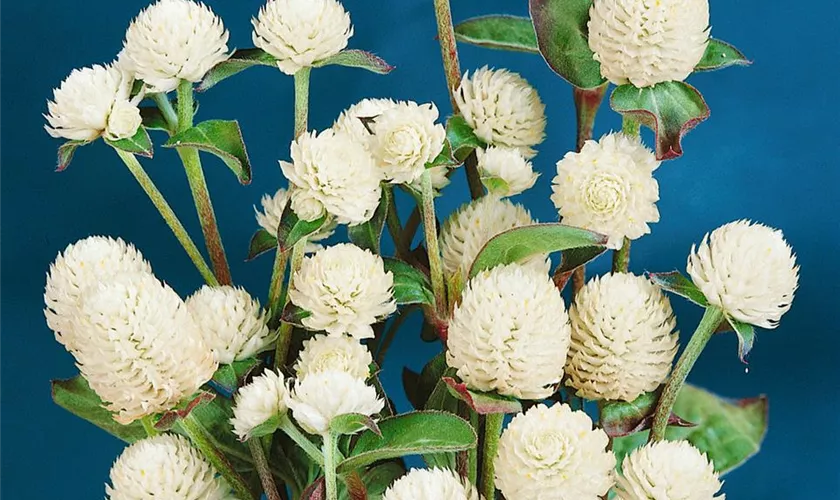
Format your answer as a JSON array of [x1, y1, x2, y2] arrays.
[[2, 0, 838, 497]]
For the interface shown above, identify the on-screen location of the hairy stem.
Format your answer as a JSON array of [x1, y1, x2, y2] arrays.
[[249, 439, 283, 500], [294, 67, 311, 137], [386, 188, 409, 259], [273, 239, 307, 369], [612, 238, 631, 274], [480, 413, 504, 499], [468, 409, 479, 486], [277, 414, 324, 466], [151, 92, 178, 133], [421, 171, 447, 317], [323, 432, 339, 500]]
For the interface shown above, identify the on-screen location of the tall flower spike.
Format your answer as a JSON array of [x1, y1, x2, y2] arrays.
[[286, 369, 384, 435], [295, 334, 373, 380], [254, 188, 336, 253], [370, 101, 446, 185], [687, 220, 799, 328], [106, 434, 234, 500], [495, 404, 615, 500], [588, 0, 711, 88], [446, 263, 571, 399], [120, 0, 230, 93], [382, 467, 482, 500], [230, 370, 288, 440], [551, 132, 660, 250], [253, 0, 353, 76], [476, 146, 539, 197], [566, 273, 679, 402]]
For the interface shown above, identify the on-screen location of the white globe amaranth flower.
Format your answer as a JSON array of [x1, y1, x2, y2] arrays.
[[495, 404, 615, 500], [454, 67, 546, 155], [253, 0, 353, 76], [186, 285, 275, 365], [476, 146, 539, 197], [370, 101, 446, 185], [289, 243, 397, 339], [687, 220, 799, 328], [551, 132, 660, 250], [409, 166, 452, 194], [44, 236, 152, 351], [120, 0, 230, 93], [106, 434, 234, 500], [383, 467, 481, 500], [333, 97, 399, 146], [446, 263, 571, 399], [286, 369, 384, 435], [615, 440, 724, 500], [69, 272, 217, 424], [230, 370, 288, 440], [566, 273, 678, 402], [280, 129, 382, 226], [588, 0, 711, 88], [45, 64, 140, 141], [295, 334, 372, 380], [254, 188, 336, 253]]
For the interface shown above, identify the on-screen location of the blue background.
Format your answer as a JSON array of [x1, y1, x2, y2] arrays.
[[2, 0, 838, 497]]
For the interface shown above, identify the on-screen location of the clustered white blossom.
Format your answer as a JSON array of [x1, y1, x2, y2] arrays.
[[370, 101, 446, 185], [477, 146, 539, 197], [382, 468, 481, 500], [230, 370, 288, 440], [333, 97, 399, 145], [446, 263, 571, 399], [615, 441, 725, 500], [588, 0, 711, 88], [254, 188, 336, 253], [253, 0, 353, 75], [286, 369, 384, 435], [295, 334, 372, 380], [495, 404, 614, 499], [687, 220, 799, 328], [552, 132, 660, 250]]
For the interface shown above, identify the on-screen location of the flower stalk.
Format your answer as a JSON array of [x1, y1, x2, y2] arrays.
[[480, 412, 504, 499], [274, 238, 308, 369], [609, 114, 641, 274], [420, 170, 447, 317], [323, 432, 340, 500], [248, 439, 283, 500], [278, 414, 325, 466]]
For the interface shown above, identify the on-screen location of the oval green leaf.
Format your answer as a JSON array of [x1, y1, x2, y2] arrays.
[[246, 229, 278, 261], [695, 39, 751, 72], [313, 49, 395, 75], [648, 270, 709, 307], [106, 126, 154, 158], [443, 377, 522, 415], [454, 15, 539, 53], [51, 376, 147, 443], [331, 413, 382, 437], [165, 120, 252, 184], [382, 258, 435, 306], [56, 140, 89, 172], [199, 48, 279, 92]]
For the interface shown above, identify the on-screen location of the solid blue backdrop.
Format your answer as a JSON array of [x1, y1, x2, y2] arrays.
[[2, 0, 838, 497]]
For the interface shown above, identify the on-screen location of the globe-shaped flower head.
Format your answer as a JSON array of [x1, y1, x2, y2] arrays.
[[333, 97, 399, 145], [286, 369, 384, 435], [370, 101, 446, 185], [382, 468, 481, 500], [476, 146, 539, 197], [230, 370, 288, 440], [295, 334, 373, 380]]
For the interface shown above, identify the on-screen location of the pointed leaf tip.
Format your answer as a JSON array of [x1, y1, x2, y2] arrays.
[[443, 377, 523, 414], [314, 49, 395, 74], [164, 120, 252, 184], [695, 38, 751, 72], [647, 270, 709, 307], [105, 126, 154, 158], [727, 317, 756, 363], [56, 140, 89, 171]]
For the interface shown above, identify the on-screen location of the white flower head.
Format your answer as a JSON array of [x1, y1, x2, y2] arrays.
[[615, 440, 724, 500], [446, 263, 571, 399], [370, 101, 446, 185], [286, 369, 384, 435], [687, 220, 799, 328], [289, 244, 396, 339], [495, 404, 615, 500], [254, 188, 336, 253], [106, 434, 234, 500], [186, 285, 275, 365], [333, 97, 400, 146], [45, 64, 140, 141], [454, 67, 546, 155], [253, 0, 353, 75], [44, 236, 152, 351], [69, 272, 217, 424], [588, 0, 711, 88], [295, 334, 373, 380], [280, 129, 382, 226], [230, 370, 288, 440], [566, 273, 678, 402], [120, 0, 230, 93], [477, 146, 539, 197], [551, 132, 660, 250], [409, 166, 452, 194], [383, 467, 481, 500]]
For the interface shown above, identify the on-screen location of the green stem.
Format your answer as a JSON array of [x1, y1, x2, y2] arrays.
[[468, 409, 479, 486], [151, 93, 178, 133], [386, 188, 409, 259], [141, 415, 159, 437], [480, 413, 504, 499], [114, 148, 218, 286], [323, 432, 339, 500], [277, 414, 324, 466], [612, 238, 631, 274], [421, 171, 447, 317], [294, 67, 311, 137], [273, 238, 307, 369], [249, 439, 283, 500], [268, 249, 291, 320], [649, 307, 725, 442], [180, 413, 257, 500]]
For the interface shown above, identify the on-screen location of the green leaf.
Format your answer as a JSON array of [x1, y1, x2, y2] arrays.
[[177, 395, 253, 464], [199, 48, 279, 92], [337, 411, 477, 473], [454, 15, 539, 53], [480, 175, 511, 197], [695, 39, 751, 72], [600, 389, 694, 438], [154, 391, 216, 431], [529, 0, 606, 89], [51, 376, 147, 443], [348, 462, 405, 500], [165, 120, 252, 184], [211, 358, 263, 395], [313, 49, 395, 74], [56, 140, 89, 172], [469, 223, 608, 278], [281, 303, 312, 327], [552, 245, 608, 290], [422, 369, 462, 471], [348, 186, 390, 253], [443, 377, 522, 415], [446, 115, 485, 163], [246, 414, 283, 440], [140, 106, 171, 132], [246, 229, 278, 262], [331, 413, 382, 436], [727, 317, 756, 363], [105, 126, 154, 158], [276, 204, 328, 253], [610, 82, 710, 160], [648, 271, 709, 307], [382, 258, 435, 306]]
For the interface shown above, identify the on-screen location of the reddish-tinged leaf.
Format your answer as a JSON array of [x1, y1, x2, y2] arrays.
[[342, 472, 368, 500], [301, 478, 326, 500], [56, 140, 89, 172], [154, 391, 216, 431], [695, 39, 751, 72], [443, 377, 522, 415], [246, 229, 277, 262], [552, 245, 608, 291], [601, 390, 695, 438]]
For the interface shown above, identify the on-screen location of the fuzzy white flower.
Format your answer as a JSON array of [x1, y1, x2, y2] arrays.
[[495, 404, 615, 500], [186, 285, 275, 365], [383, 468, 481, 500], [44, 236, 152, 351], [289, 244, 396, 339], [333, 97, 400, 146], [446, 263, 571, 399], [254, 188, 336, 253], [253, 0, 353, 75], [106, 434, 234, 500], [454, 67, 546, 155], [280, 129, 382, 226], [440, 196, 546, 279], [286, 369, 384, 435], [566, 273, 678, 402], [69, 272, 217, 424], [370, 101, 446, 185], [295, 334, 372, 380], [477, 146, 539, 197], [687, 220, 799, 328], [588, 0, 711, 88], [45, 64, 139, 141], [615, 441, 724, 500], [230, 370, 288, 440], [551, 132, 660, 250], [120, 0, 230, 93]]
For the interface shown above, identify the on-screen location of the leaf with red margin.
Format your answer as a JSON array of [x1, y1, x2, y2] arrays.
[[313, 49, 395, 75], [342, 471, 368, 500], [443, 377, 522, 415], [154, 391, 216, 431], [246, 229, 277, 261], [610, 81, 710, 160], [695, 39, 751, 72], [301, 478, 326, 500], [552, 245, 608, 291], [600, 389, 695, 438], [56, 140, 89, 171]]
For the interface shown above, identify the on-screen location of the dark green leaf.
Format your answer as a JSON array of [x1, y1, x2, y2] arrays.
[[154, 391, 216, 431], [350, 462, 405, 500], [140, 106, 171, 132], [313, 49, 395, 75], [331, 413, 382, 436], [648, 271, 709, 307], [105, 126, 154, 158], [416, 353, 448, 409], [610, 81, 710, 160], [348, 186, 390, 253], [56, 140, 89, 172], [552, 245, 608, 290], [281, 303, 312, 327], [211, 358, 263, 395], [198, 48, 279, 92], [178, 395, 253, 464], [443, 377, 522, 415], [246, 229, 278, 261], [600, 389, 694, 438], [382, 258, 435, 306], [51, 376, 147, 443], [422, 369, 462, 471], [165, 120, 252, 184], [695, 39, 751, 72], [246, 414, 283, 440], [727, 317, 756, 363], [446, 115, 485, 163], [276, 204, 328, 253], [454, 15, 539, 53], [402, 368, 423, 410]]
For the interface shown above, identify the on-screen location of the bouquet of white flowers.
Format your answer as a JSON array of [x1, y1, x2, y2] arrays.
[[44, 0, 798, 498]]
